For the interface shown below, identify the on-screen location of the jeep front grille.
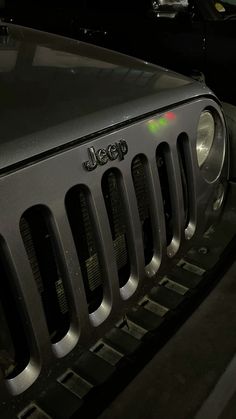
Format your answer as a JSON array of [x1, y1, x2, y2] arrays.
[[0, 98, 224, 416]]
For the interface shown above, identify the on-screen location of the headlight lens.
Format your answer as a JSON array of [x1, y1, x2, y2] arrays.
[[196, 111, 215, 168], [195, 108, 225, 183]]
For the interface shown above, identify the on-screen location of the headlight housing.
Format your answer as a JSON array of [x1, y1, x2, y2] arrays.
[[196, 111, 215, 168], [196, 109, 226, 182]]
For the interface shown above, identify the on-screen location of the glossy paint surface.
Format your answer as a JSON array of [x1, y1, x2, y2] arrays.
[[0, 24, 211, 170]]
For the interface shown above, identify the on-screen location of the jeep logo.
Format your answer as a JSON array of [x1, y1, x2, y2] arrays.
[[83, 140, 128, 171]]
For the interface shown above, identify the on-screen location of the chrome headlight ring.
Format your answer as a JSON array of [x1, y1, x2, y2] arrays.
[[196, 108, 226, 183]]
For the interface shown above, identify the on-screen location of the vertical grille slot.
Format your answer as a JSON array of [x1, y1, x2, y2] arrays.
[[65, 186, 103, 313], [102, 170, 130, 288], [177, 134, 193, 230], [20, 207, 70, 344], [156, 143, 173, 246], [131, 155, 154, 265], [0, 241, 29, 378]]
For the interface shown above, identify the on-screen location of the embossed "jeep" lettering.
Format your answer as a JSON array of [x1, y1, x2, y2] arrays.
[[83, 140, 128, 171]]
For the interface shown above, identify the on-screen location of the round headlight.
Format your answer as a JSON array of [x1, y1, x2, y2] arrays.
[[196, 111, 215, 168]]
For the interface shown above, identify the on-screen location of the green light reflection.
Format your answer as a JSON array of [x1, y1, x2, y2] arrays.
[[147, 112, 176, 135]]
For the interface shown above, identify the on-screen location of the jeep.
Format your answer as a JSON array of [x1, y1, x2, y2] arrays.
[[0, 22, 234, 419]]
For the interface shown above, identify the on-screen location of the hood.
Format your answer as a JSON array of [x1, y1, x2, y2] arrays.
[[0, 23, 213, 171]]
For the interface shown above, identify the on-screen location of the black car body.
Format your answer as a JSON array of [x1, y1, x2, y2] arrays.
[[1, 0, 236, 104]]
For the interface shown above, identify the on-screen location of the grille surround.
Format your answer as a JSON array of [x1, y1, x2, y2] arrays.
[[0, 98, 227, 411]]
